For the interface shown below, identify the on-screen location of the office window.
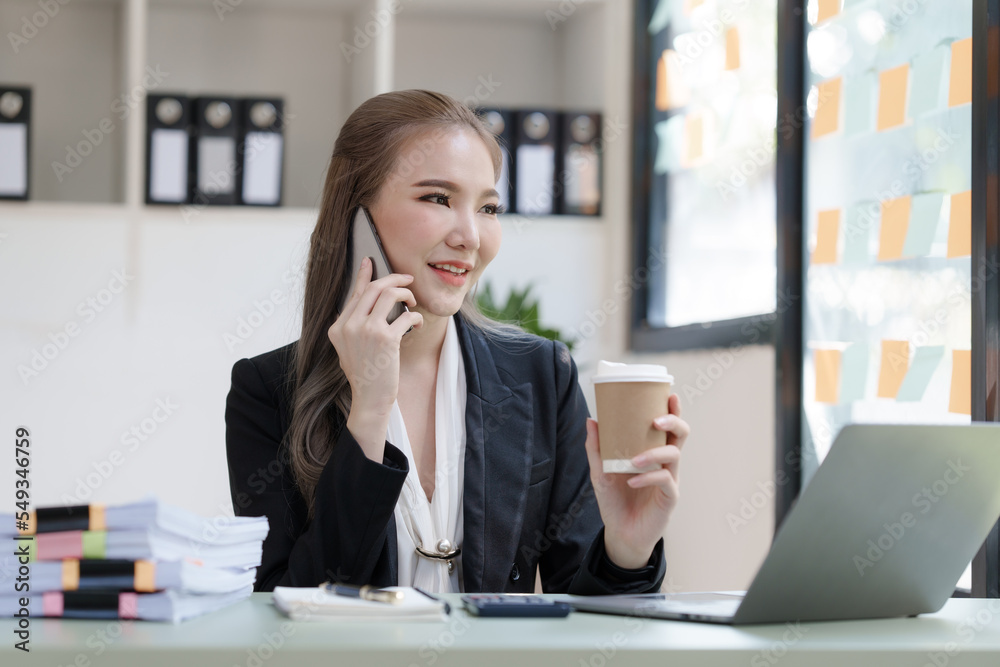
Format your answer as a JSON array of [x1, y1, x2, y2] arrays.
[[639, 0, 778, 335], [802, 0, 973, 585]]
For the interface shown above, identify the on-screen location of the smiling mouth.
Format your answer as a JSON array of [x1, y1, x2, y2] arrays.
[[428, 263, 470, 276]]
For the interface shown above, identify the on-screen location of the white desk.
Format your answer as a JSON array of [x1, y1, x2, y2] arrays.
[[3, 593, 1000, 666]]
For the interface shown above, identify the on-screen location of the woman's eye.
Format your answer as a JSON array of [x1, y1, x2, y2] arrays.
[[423, 193, 450, 206], [482, 203, 504, 215]]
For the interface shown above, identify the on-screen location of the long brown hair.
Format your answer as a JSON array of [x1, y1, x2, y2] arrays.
[[288, 89, 521, 518]]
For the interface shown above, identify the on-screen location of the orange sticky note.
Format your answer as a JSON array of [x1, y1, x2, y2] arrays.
[[815, 349, 842, 403], [811, 78, 842, 139], [877, 340, 910, 398], [949, 37, 973, 107], [816, 0, 840, 23], [683, 0, 705, 15], [725, 28, 740, 70], [812, 209, 841, 264], [684, 113, 703, 165], [656, 50, 691, 111], [947, 190, 972, 258], [878, 195, 912, 261], [877, 64, 909, 131], [949, 349, 971, 415]]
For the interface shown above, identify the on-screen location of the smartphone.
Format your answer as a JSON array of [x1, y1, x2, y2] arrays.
[[341, 206, 409, 326]]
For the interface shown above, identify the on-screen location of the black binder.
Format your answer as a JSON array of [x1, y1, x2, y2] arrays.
[[480, 108, 513, 213], [512, 110, 558, 216], [239, 97, 284, 206], [145, 94, 191, 204], [558, 112, 602, 216], [0, 86, 30, 201], [190, 96, 240, 206]]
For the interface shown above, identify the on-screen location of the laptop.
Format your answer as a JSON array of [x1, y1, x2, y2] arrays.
[[566, 423, 1000, 624]]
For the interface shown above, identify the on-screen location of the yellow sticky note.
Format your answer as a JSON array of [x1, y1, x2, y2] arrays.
[[877, 64, 909, 131], [877, 340, 910, 399], [947, 190, 972, 258], [815, 349, 842, 403], [816, 0, 840, 23], [812, 78, 842, 139], [949, 349, 971, 415], [949, 37, 973, 107], [684, 113, 703, 165], [656, 50, 691, 111], [812, 209, 841, 264], [725, 28, 740, 70], [878, 195, 912, 261]]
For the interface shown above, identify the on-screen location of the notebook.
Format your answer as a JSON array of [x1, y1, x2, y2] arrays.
[[272, 586, 449, 622]]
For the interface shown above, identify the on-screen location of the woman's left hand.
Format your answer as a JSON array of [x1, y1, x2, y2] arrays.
[[583, 393, 690, 570]]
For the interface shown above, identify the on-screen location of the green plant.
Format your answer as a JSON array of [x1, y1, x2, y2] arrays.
[[475, 282, 575, 351]]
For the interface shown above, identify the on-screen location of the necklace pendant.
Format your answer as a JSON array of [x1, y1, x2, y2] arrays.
[[447, 560, 455, 575]]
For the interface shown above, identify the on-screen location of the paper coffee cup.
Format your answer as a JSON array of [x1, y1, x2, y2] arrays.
[[592, 361, 673, 474]]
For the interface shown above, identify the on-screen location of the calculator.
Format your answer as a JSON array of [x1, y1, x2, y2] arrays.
[[461, 594, 572, 618]]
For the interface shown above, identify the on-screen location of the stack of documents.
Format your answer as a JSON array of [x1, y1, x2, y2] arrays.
[[273, 586, 448, 622], [1, 496, 268, 622]]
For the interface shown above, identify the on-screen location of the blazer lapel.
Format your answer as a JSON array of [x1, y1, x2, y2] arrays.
[[456, 315, 534, 592]]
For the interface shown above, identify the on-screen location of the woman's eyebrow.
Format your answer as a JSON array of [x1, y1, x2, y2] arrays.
[[412, 179, 499, 200]]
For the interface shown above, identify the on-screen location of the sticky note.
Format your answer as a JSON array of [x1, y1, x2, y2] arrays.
[[878, 195, 912, 261], [896, 346, 945, 401], [949, 349, 971, 415], [812, 78, 842, 139], [815, 349, 842, 403], [949, 37, 973, 107], [812, 209, 840, 264], [839, 342, 869, 403], [909, 46, 948, 117], [877, 340, 910, 399], [877, 64, 909, 131], [843, 204, 874, 265], [684, 112, 704, 165], [683, 0, 705, 15], [725, 28, 740, 70], [902, 192, 945, 257], [816, 0, 840, 23], [656, 50, 691, 111], [844, 74, 875, 137], [947, 190, 972, 258], [654, 117, 684, 174]]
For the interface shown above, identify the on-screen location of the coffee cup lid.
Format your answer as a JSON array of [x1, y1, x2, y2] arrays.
[[592, 360, 673, 384]]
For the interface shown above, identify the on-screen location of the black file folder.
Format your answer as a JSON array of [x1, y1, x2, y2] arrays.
[[239, 98, 284, 206], [558, 112, 602, 216], [145, 94, 191, 204], [0, 86, 30, 200], [512, 110, 558, 216], [480, 108, 513, 213], [191, 96, 240, 206]]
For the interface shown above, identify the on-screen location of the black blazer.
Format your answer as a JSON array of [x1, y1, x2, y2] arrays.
[[225, 313, 665, 594]]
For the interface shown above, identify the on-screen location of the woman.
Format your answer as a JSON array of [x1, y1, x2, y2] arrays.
[[225, 90, 689, 594]]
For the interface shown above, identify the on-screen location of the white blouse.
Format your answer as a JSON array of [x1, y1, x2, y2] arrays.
[[386, 315, 466, 593]]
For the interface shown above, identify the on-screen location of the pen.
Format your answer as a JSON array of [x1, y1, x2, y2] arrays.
[[320, 582, 404, 605], [414, 586, 451, 615]]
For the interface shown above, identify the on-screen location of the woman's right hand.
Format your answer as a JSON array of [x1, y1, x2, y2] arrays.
[[327, 257, 423, 460]]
